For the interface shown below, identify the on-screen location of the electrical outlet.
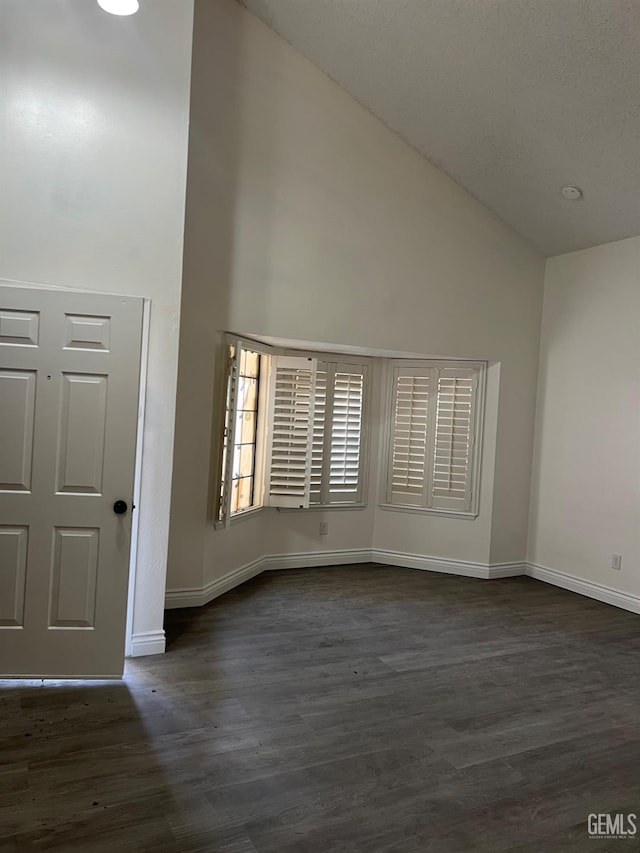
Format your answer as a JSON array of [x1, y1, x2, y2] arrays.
[[611, 553, 622, 571], [319, 521, 329, 536]]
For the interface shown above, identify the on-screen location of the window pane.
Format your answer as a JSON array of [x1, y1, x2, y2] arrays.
[[219, 350, 238, 521], [236, 409, 257, 444], [244, 350, 260, 378], [230, 479, 240, 514], [237, 377, 258, 411], [232, 442, 255, 479], [236, 476, 254, 510], [239, 348, 260, 378], [221, 344, 263, 520], [219, 460, 226, 520], [238, 444, 255, 478]]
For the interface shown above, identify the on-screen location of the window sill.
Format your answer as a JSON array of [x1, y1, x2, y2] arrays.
[[378, 503, 478, 520], [214, 506, 264, 529], [277, 503, 368, 514]]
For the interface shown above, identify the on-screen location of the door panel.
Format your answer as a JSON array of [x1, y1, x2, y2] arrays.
[[0, 309, 39, 347], [0, 526, 28, 626], [56, 373, 108, 494], [0, 285, 143, 677], [0, 370, 36, 491], [64, 314, 111, 351], [49, 527, 99, 628]]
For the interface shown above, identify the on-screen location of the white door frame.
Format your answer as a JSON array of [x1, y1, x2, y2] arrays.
[[0, 278, 151, 666], [124, 297, 151, 657]]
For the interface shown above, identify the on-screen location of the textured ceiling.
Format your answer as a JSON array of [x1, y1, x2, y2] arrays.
[[238, 0, 640, 256]]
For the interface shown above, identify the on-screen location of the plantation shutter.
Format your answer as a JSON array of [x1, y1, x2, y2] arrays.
[[309, 361, 367, 505], [431, 368, 477, 511], [387, 366, 435, 506], [329, 367, 365, 500], [264, 355, 317, 508], [309, 363, 328, 503]]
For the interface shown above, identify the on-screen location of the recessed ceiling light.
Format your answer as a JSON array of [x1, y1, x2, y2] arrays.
[[561, 184, 583, 201], [97, 0, 139, 15]]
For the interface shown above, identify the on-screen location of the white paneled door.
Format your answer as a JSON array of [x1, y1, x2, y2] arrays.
[[0, 285, 143, 677]]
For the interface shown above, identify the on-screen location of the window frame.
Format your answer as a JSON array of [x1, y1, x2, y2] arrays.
[[215, 334, 271, 528], [214, 339, 372, 526], [379, 359, 486, 519]]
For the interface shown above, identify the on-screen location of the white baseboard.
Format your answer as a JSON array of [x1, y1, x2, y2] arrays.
[[371, 548, 525, 580], [487, 561, 528, 579], [526, 562, 640, 615], [164, 558, 264, 609], [262, 548, 373, 572], [129, 630, 166, 657], [165, 549, 372, 609], [164, 548, 527, 610]]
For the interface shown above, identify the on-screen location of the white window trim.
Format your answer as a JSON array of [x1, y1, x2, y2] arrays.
[[378, 358, 486, 519], [276, 503, 369, 513], [377, 503, 478, 521], [214, 342, 485, 526], [220, 504, 265, 529]]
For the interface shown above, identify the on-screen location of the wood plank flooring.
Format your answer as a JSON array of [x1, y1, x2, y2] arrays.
[[3, 564, 640, 851]]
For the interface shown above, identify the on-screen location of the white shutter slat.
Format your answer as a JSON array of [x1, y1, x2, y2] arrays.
[[309, 363, 367, 504], [310, 365, 327, 501], [329, 370, 364, 493], [264, 356, 316, 508], [387, 368, 434, 506], [430, 369, 477, 510]]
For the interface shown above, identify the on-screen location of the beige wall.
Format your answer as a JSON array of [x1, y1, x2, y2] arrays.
[[1, 0, 194, 648], [168, 0, 544, 593], [528, 236, 640, 595]]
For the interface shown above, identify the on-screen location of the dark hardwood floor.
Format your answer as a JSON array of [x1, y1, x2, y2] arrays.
[[3, 564, 640, 851]]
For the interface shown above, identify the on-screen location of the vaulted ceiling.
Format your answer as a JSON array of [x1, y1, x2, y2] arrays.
[[239, 0, 640, 257]]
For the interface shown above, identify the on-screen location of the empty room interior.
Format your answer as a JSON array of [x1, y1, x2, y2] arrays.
[[2, 0, 640, 850]]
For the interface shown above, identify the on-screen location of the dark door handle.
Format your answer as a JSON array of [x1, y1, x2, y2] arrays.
[[113, 500, 128, 515]]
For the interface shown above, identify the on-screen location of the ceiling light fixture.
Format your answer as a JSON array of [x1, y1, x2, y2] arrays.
[[561, 184, 583, 201], [97, 0, 139, 15]]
